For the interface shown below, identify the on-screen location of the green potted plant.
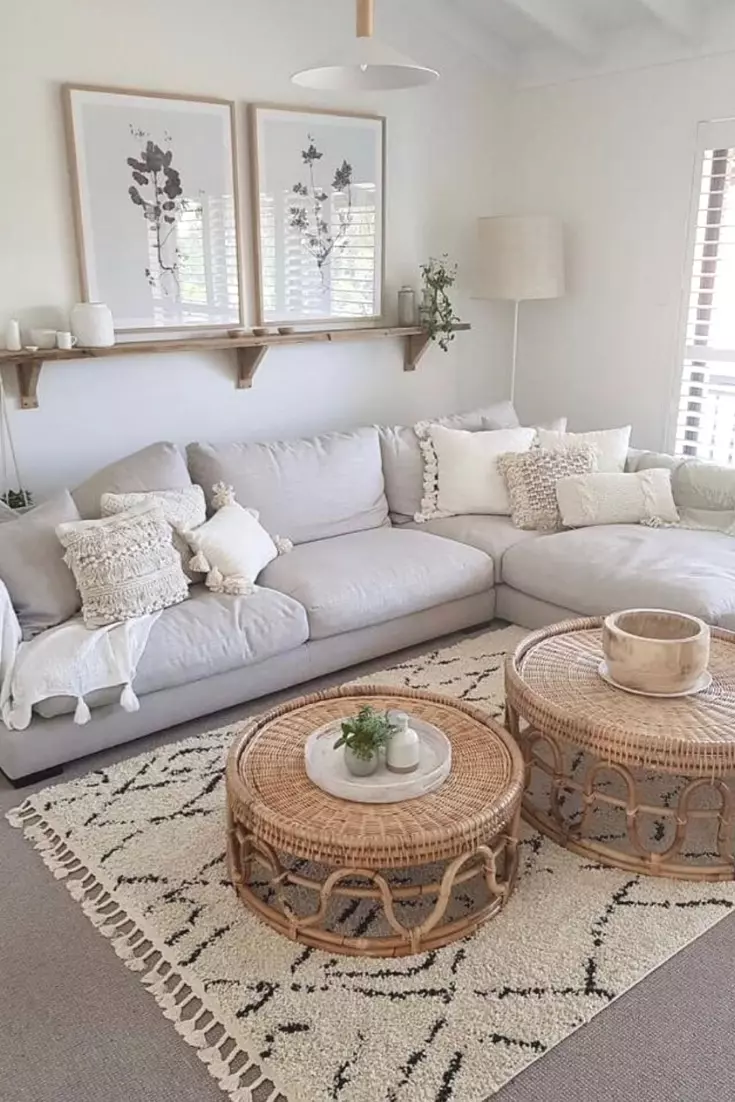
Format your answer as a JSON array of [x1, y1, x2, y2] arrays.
[[334, 705, 396, 777], [419, 254, 460, 352]]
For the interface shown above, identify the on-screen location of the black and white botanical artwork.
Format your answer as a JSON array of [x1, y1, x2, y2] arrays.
[[288, 135, 354, 288], [254, 107, 384, 324], [67, 87, 242, 330], [127, 127, 186, 299]]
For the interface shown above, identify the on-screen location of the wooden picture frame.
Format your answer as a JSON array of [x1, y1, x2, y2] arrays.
[[249, 103, 386, 326], [63, 84, 245, 333]]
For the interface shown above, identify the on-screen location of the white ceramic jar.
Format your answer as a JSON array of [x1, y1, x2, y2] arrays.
[[70, 302, 115, 348], [386, 712, 420, 774]]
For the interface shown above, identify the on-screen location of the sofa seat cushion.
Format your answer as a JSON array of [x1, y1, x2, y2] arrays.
[[502, 525, 735, 624], [259, 528, 494, 639], [405, 516, 538, 582], [35, 586, 309, 718]]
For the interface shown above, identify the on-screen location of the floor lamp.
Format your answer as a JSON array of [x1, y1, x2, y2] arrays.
[[475, 215, 565, 404]]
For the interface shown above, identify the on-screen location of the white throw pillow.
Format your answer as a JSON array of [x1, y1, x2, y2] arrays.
[[183, 484, 287, 596], [429, 425, 537, 517], [536, 426, 631, 473], [555, 468, 679, 528], [101, 486, 207, 582]]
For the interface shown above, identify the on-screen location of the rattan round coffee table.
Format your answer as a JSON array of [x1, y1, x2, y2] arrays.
[[226, 684, 524, 956], [505, 618, 735, 881]]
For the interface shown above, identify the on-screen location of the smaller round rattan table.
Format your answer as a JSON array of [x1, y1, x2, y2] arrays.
[[226, 684, 524, 956], [505, 619, 735, 881]]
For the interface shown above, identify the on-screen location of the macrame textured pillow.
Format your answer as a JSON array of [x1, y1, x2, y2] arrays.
[[498, 445, 597, 531], [56, 502, 189, 628], [183, 483, 292, 596], [101, 486, 207, 582], [555, 468, 679, 528]]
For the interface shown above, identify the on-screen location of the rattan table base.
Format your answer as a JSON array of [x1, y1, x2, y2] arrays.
[[506, 619, 735, 882], [226, 685, 524, 956]]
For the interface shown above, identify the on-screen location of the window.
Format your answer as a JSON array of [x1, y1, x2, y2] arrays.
[[675, 126, 735, 462]]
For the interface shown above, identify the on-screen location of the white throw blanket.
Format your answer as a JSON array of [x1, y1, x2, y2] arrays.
[[0, 581, 160, 731]]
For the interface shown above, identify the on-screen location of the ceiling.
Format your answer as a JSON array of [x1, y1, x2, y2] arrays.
[[404, 0, 735, 85]]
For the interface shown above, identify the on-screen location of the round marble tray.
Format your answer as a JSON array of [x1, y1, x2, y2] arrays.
[[598, 660, 713, 699], [304, 716, 452, 803]]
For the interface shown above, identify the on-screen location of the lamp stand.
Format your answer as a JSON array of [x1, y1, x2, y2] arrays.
[[510, 299, 520, 405]]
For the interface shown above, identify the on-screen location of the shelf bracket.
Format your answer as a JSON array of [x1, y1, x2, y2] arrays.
[[16, 358, 43, 409], [236, 345, 269, 389], [404, 332, 431, 372]]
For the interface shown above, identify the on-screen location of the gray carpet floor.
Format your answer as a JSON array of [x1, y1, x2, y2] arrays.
[[2, 630, 734, 1102]]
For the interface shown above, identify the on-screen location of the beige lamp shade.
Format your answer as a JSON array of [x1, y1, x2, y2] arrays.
[[476, 215, 565, 301]]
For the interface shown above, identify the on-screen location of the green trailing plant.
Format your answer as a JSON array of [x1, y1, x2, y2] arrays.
[[420, 255, 460, 352], [334, 705, 396, 761]]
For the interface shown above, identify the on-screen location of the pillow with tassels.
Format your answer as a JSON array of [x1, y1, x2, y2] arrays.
[[182, 483, 292, 596]]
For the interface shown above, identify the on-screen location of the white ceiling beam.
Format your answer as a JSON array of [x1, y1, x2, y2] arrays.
[[421, 0, 518, 73], [502, 0, 600, 56], [636, 0, 700, 38]]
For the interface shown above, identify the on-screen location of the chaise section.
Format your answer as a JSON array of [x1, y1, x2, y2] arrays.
[[259, 527, 494, 639], [503, 525, 735, 624]]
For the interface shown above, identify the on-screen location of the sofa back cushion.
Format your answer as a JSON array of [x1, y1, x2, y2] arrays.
[[379, 401, 520, 520], [187, 426, 388, 545], [0, 491, 82, 639], [72, 442, 192, 519]]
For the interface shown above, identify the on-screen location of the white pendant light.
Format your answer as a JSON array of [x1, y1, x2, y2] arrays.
[[292, 0, 439, 92]]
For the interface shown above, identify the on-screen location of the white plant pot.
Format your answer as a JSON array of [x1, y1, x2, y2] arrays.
[[70, 303, 115, 348], [344, 746, 378, 777]]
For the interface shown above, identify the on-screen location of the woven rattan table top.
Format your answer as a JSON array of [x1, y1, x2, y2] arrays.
[[505, 618, 735, 775], [226, 684, 525, 868]]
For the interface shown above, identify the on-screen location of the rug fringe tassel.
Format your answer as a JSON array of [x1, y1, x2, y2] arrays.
[[5, 800, 288, 1102]]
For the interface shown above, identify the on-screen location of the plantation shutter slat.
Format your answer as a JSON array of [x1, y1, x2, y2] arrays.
[[675, 145, 735, 462]]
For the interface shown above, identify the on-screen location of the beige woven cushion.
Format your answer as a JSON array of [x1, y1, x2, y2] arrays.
[[100, 486, 206, 582], [555, 468, 679, 528], [56, 502, 189, 628], [498, 445, 597, 531]]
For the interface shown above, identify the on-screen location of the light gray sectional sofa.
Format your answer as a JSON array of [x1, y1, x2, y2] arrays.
[[2, 401, 735, 783]]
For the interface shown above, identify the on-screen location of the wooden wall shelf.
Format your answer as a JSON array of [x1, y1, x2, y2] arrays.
[[0, 322, 471, 409]]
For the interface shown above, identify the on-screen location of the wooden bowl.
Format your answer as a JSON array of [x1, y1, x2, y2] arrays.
[[602, 609, 710, 695]]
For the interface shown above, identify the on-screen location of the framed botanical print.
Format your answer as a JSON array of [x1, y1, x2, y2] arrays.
[[250, 105, 385, 325], [64, 85, 244, 332]]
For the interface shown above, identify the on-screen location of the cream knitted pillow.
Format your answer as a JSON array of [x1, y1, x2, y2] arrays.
[[101, 486, 207, 582], [498, 445, 597, 530], [56, 501, 189, 628]]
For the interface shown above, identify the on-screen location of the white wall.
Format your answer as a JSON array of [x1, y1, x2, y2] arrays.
[[506, 49, 735, 451], [0, 0, 512, 496]]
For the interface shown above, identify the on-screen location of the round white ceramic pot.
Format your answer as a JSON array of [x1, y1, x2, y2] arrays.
[[344, 746, 378, 777], [602, 608, 710, 695], [386, 711, 420, 774], [70, 303, 115, 348]]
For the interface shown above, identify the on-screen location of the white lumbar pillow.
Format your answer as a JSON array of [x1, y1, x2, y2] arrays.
[[183, 483, 291, 596], [430, 424, 537, 516], [556, 468, 679, 528], [536, 426, 631, 473]]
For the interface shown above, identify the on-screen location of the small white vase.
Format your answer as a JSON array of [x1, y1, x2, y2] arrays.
[[344, 746, 378, 777], [5, 320, 21, 352], [386, 712, 420, 774], [70, 302, 115, 348]]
